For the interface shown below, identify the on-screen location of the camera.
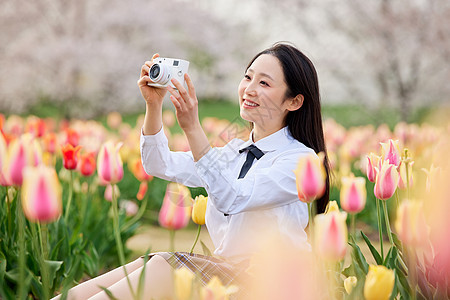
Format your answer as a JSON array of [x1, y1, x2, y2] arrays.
[[147, 57, 190, 89]]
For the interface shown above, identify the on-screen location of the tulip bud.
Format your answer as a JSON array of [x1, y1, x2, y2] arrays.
[[374, 160, 399, 200], [380, 139, 401, 168], [61, 144, 82, 170], [97, 141, 124, 184], [395, 200, 429, 248], [344, 276, 357, 295], [79, 152, 96, 177], [192, 195, 207, 225], [324, 200, 340, 214], [136, 181, 148, 201], [314, 208, 348, 261], [22, 165, 62, 223], [201, 276, 238, 300], [104, 184, 120, 202], [174, 267, 195, 300], [120, 200, 139, 217], [340, 176, 366, 214], [364, 265, 395, 300], [366, 153, 381, 183], [158, 183, 192, 230], [294, 152, 326, 203]]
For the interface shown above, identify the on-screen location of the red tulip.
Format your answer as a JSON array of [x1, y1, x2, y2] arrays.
[[61, 144, 82, 170], [79, 152, 96, 177]]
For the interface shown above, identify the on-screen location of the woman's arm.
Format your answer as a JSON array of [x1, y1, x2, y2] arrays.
[[167, 75, 211, 162]]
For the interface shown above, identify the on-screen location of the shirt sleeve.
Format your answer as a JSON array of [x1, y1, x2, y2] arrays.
[[140, 127, 205, 187], [194, 147, 315, 215]]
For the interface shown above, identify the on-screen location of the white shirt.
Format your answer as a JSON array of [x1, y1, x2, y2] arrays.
[[140, 125, 315, 264]]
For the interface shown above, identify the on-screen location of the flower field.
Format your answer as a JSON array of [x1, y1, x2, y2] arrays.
[[0, 111, 449, 299]]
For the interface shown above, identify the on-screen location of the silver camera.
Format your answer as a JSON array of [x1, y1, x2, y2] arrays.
[[147, 57, 190, 88]]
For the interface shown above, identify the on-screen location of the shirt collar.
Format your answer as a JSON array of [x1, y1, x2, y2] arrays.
[[238, 126, 294, 153]]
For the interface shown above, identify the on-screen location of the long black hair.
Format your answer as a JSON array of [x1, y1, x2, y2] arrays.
[[246, 42, 330, 214]]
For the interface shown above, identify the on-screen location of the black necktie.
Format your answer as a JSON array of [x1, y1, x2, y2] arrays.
[[238, 144, 265, 179]]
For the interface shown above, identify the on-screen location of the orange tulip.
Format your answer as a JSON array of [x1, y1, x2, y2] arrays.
[[136, 181, 148, 200], [158, 183, 192, 230], [374, 160, 399, 200], [395, 200, 429, 248], [130, 158, 153, 182], [79, 152, 96, 177], [97, 141, 124, 184], [61, 144, 82, 170], [340, 176, 366, 214], [380, 139, 401, 168], [314, 201, 348, 261], [366, 153, 381, 183], [21, 165, 62, 223], [294, 152, 326, 203]]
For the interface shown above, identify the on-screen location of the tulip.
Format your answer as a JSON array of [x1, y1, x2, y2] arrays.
[[174, 267, 195, 300], [380, 139, 401, 168], [21, 165, 62, 223], [61, 144, 82, 170], [314, 206, 348, 261], [158, 183, 192, 230], [421, 164, 440, 193], [65, 128, 80, 147], [79, 152, 96, 177], [129, 158, 153, 182], [294, 152, 326, 203], [324, 200, 340, 214], [201, 276, 238, 300], [42, 132, 57, 154], [364, 265, 395, 300], [395, 200, 429, 248], [374, 160, 399, 200], [398, 160, 414, 189], [120, 200, 139, 217], [344, 276, 357, 295], [136, 181, 148, 201], [104, 184, 120, 202], [3, 134, 42, 186], [366, 153, 381, 183], [192, 195, 207, 225], [340, 176, 366, 214], [0, 133, 8, 186], [97, 141, 124, 184], [26, 117, 47, 138]]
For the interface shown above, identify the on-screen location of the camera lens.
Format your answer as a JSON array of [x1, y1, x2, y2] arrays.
[[149, 64, 160, 79]]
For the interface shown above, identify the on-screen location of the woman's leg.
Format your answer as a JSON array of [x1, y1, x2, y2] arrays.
[[51, 257, 145, 300], [89, 255, 174, 300]]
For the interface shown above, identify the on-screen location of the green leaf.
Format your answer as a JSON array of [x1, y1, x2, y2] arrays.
[[361, 231, 383, 265], [45, 260, 64, 289], [137, 249, 151, 300], [200, 240, 212, 257], [349, 237, 369, 274], [100, 286, 120, 300], [383, 246, 398, 268]]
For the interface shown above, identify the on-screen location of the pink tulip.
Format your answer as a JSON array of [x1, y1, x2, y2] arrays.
[[394, 200, 429, 248], [21, 165, 62, 223], [97, 141, 124, 184], [158, 183, 192, 230], [374, 161, 399, 200], [294, 152, 326, 203], [340, 176, 366, 214], [104, 184, 120, 202], [398, 160, 414, 189], [366, 153, 381, 183], [4, 134, 42, 186], [314, 202, 348, 261], [380, 139, 401, 168]]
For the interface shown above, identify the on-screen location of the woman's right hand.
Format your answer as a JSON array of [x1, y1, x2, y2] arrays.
[[137, 53, 167, 106]]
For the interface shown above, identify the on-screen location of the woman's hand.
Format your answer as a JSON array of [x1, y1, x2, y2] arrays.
[[167, 74, 201, 133], [137, 53, 167, 106]]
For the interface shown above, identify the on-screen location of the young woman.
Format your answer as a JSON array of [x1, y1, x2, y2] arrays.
[[55, 43, 330, 299]]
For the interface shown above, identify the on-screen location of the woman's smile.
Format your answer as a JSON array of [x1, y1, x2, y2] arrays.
[[242, 99, 260, 109]]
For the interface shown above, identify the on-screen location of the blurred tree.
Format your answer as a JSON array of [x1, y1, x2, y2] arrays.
[[260, 0, 450, 121], [0, 0, 256, 117]]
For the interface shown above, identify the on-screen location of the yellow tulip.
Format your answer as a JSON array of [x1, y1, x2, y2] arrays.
[[344, 276, 357, 295], [174, 267, 195, 300], [192, 195, 207, 225], [364, 265, 395, 300], [324, 200, 340, 214], [201, 276, 238, 300]]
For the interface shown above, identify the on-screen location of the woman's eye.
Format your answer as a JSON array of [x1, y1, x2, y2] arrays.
[[260, 81, 269, 86], [244, 75, 251, 80]]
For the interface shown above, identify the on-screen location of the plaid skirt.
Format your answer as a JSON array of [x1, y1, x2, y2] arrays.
[[144, 252, 250, 298]]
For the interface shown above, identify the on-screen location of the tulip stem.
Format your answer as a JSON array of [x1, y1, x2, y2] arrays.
[[111, 184, 136, 299], [350, 214, 356, 239], [64, 171, 74, 224], [376, 198, 384, 258], [33, 222, 49, 300], [6, 186, 12, 238], [407, 247, 417, 300], [190, 225, 202, 255], [307, 202, 315, 239], [122, 190, 149, 232], [170, 230, 175, 252], [17, 189, 27, 299], [382, 201, 394, 246]]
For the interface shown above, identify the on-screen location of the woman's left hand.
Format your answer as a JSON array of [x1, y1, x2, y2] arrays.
[[167, 74, 201, 133]]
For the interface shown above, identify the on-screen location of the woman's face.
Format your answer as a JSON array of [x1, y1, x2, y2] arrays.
[[238, 54, 291, 131]]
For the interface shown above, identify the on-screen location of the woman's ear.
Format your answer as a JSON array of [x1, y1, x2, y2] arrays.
[[287, 94, 304, 111]]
